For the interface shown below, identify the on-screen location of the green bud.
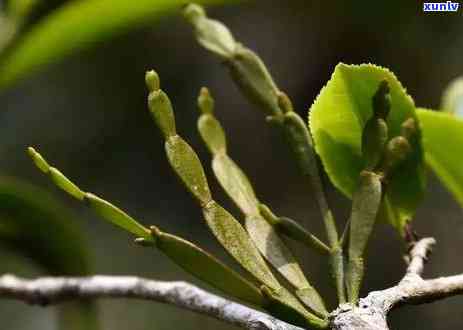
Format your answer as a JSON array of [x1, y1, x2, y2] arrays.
[[85, 193, 151, 240], [227, 44, 281, 115], [400, 117, 417, 140], [197, 87, 215, 115], [145, 70, 160, 92], [282, 111, 317, 176], [381, 136, 411, 173], [196, 88, 226, 155], [148, 90, 177, 138], [27, 148, 152, 240], [183, 4, 236, 59], [27, 147, 50, 173], [277, 91, 294, 114], [361, 117, 388, 170], [372, 80, 391, 119], [182, 3, 206, 23], [198, 115, 227, 155]]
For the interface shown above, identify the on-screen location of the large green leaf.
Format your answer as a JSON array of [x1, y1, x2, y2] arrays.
[[309, 63, 426, 234], [0, 176, 98, 330], [417, 108, 463, 207], [0, 0, 241, 89]]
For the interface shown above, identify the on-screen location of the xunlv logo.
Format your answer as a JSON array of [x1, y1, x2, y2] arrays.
[[423, 1, 460, 12]]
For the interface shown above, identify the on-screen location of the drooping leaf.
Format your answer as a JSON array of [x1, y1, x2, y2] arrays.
[[309, 63, 426, 234], [0, 176, 98, 330], [417, 108, 463, 207], [0, 0, 242, 89]]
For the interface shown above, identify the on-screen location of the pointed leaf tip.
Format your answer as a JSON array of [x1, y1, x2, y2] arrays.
[[372, 80, 391, 119], [27, 147, 50, 173], [145, 70, 160, 92], [182, 3, 206, 23], [198, 87, 215, 114]]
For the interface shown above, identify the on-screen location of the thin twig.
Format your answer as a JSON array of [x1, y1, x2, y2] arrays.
[[0, 274, 303, 330]]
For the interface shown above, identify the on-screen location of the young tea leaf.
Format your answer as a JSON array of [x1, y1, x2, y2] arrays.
[[309, 63, 426, 234], [417, 108, 463, 207]]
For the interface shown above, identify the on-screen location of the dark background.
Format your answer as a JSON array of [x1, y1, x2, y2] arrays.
[[0, 1, 462, 329]]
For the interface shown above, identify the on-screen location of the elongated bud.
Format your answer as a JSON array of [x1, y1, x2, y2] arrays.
[[372, 80, 391, 119], [382, 136, 411, 173], [27, 147, 152, 240], [146, 70, 177, 139], [400, 117, 417, 140], [282, 111, 317, 176], [27, 147, 49, 173], [27, 147, 85, 200], [227, 45, 281, 115], [197, 88, 227, 154], [277, 91, 294, 114], [361, 81, 392, 169], [198, 87, 215, 115], [145, 70, 160, 92], [182, 3, 206, 23], [362, 118, 388, 170], [183, 3, 236, 59]]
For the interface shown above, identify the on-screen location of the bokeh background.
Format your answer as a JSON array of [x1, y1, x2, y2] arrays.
[[0, 0, 462, 329]]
